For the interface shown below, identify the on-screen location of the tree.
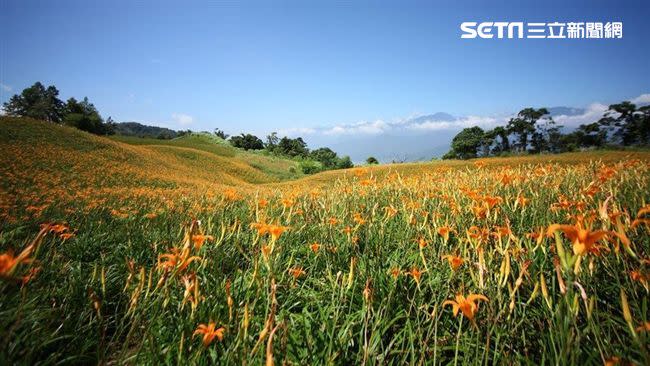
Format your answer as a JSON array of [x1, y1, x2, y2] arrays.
[[366, 156, 379, 165], [479, 130, 495, 156], [276, 137, 309, 157], [2, 82, 65, 122], [530, 117, 561, 153], [445, 126, 485, 159], [599, 102, 650, 146], [214, 128, 229, 139], [265, 132, 279, 149], [491, 126, 510, 154], [63, 97, 111, 135], [229, 133, 264, 150], [337, 156, 354, 169], [506, 108, 549, 152], [441, 150, 458, 160], [310, 147, 339, 169]]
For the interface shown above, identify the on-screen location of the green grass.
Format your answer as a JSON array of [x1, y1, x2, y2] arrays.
[[110, 133, 304, 182]]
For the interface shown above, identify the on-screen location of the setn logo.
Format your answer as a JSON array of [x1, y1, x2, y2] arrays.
[[460, 22, 523, 39], [460, 21, 623, 39]]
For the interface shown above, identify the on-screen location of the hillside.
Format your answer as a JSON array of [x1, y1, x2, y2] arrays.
[[2, 116, 650, 365], [0, 117, 302, 222], [3, 116, 650, 223]]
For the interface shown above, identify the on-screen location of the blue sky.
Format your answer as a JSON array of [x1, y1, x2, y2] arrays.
[[1, 0, 649, 141]]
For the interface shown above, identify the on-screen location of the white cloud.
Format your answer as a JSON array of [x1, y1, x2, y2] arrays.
[[553, 103, 608, 128], [0, 106, 5, 116], [0, 83, 11, 92], [172, 113, 193, 126], [322, 120, 390, 136], [280, 92, 649, 137], [631, 93, 650, 105], [278, 127, 316, 136], [407, 115, 503, 131]]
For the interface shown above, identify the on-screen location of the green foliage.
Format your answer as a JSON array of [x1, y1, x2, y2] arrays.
[[229, 133, 264, 150], [112, 121, 178, 139], [299, 159, 322, 174], [600, 102, 650, 146], [275, 136, 309, 158], [213, 128, 229, 140], [310, 147, 339, 168], [2, 82, 65, 122], [366, 156, 379, 165], [337, 156, 354, 169], [441, 150, 459, 160], [443, 102, 649, 160], [506, 108, 550, 152], [448, 126, 485, 159], [63, 97, 113, 135]]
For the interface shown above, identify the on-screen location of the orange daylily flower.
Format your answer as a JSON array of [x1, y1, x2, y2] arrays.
[[191, 234, 214, 250], [467, 226, 490, 244], [631, 218, 650, 229], [384, 205, 398, 218], [309, 242, 321, 253], [492, 226, 511, 239], [389, 267, 400, 279], [547, 220, 609, 256], [359, 179, 373, 186], [223, 188, 240, 201], [288, 266, 306, 280], [406, 267, 423, 286], [157, 248, 201, 274], [483, 196, 502, 210], [437, 226, 454, 242], [416, 237, 428, 249], [48, 224, 69, 234], [516, 195, 530, 207], [59, 232, 75, 241], [636, 204, 650, 218], [636, 321, 650, 332], [0, 225, 48, 282], [251, 222, 270, 236], [0, 250, 33, 280], [268, 225, 289, 241], [471, 205, 488, 219], [193, 322, 225, 346], [442, 293, 489, 321], [442, 255, 464, 271], [281, 198, 294, 208]]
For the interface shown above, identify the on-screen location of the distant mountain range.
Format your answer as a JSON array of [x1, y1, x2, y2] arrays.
[[302, 106, 593, 163]]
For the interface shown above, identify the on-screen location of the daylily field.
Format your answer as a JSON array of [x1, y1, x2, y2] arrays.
[[1, 117, 649, 365]]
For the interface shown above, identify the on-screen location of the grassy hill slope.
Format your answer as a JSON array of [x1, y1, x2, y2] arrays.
[[110, 133, 301, 181], [0, 117, 303, 222], [3, 117, 650, 217], [2, 117, 650, 365]]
